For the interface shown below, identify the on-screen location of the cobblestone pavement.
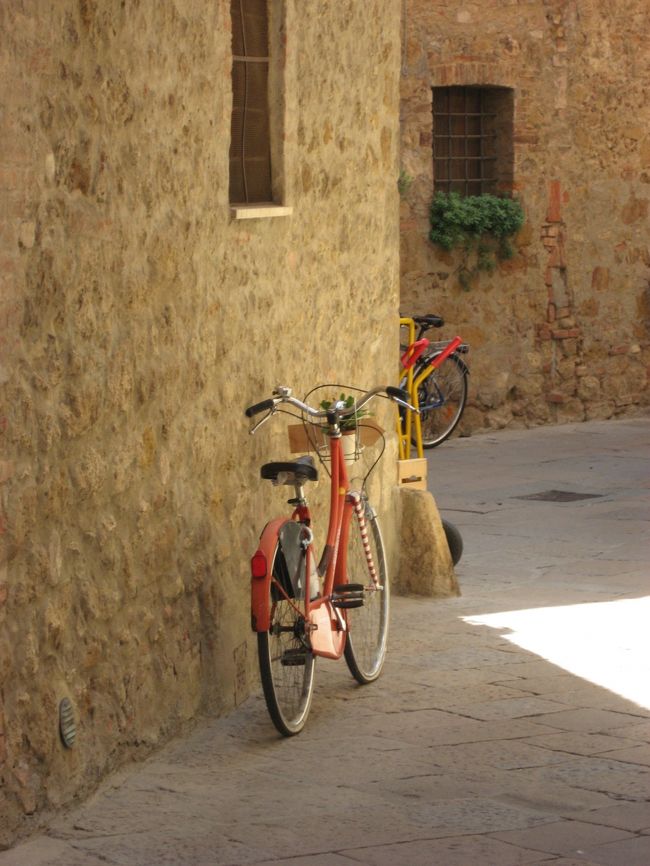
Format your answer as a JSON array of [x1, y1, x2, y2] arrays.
[[3, 418, 649, 866]]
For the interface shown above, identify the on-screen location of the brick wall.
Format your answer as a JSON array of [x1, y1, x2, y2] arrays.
[[400, 0, 650, 430]]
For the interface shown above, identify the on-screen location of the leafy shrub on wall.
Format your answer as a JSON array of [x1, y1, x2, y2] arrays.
[[429, 192, 525, 289]]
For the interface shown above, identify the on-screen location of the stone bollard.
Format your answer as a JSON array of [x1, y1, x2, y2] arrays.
[[396, 487, 460, 597]]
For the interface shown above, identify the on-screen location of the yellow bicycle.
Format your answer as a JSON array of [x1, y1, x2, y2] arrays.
[[397, 315, 469, 458]]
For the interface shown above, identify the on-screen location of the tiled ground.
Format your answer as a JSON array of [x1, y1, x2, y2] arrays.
[[2, 417, 649, 866]]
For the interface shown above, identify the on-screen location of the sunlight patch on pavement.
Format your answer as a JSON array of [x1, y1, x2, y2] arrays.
[[463, 596, 650, 711]]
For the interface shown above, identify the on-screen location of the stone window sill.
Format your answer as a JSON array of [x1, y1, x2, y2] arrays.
[[231, 204, 293, 220]]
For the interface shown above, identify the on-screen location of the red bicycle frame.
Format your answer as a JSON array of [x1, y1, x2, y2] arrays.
[[250, 432, 373, 660]]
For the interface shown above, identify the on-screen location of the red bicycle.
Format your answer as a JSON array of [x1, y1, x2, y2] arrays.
[[245, 384, 409, 735]]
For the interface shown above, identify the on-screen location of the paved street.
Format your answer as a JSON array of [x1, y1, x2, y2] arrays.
[[3, 417, 650, 866]]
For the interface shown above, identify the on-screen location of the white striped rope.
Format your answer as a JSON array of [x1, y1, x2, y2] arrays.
[[349, 493, 378, 585]]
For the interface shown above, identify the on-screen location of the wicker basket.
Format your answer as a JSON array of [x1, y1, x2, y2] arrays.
[[287, 421, 383, 465]]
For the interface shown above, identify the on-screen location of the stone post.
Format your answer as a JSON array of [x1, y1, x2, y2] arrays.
[[396, 488, 460, 597]]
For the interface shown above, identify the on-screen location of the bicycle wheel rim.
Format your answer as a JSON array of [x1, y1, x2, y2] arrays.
[[343, 501, 389, 684], [258, 544, 315, 736], [418, 354, 467, 449]]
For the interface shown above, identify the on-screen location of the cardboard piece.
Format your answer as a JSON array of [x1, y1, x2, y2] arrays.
[[287, 420, 384, 454], [397, 457, 428, 491]]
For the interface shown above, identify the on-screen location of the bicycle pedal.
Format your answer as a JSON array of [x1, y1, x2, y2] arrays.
[[331, 583, 365, 609], [281, 648, 308, 667]]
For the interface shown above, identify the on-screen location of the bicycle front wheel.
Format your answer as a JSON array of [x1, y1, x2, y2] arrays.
[[442, 517, 463, 566], [344, 499, 390, 684], [416, 353, 468, 449], [257, 542, 315, 736]]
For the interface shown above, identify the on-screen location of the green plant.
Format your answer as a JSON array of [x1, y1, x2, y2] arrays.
[[319, 393, 370, 431], [429, 192, 524, 289], [397, 169, 414, 197]]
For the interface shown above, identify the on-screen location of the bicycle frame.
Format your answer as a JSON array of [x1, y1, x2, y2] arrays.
[[250, 429, 377, 660], [397, 316, 463, 459]]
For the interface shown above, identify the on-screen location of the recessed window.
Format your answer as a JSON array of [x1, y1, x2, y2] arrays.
[[433, 86, 514, 196], [230, 0, 273, 204]]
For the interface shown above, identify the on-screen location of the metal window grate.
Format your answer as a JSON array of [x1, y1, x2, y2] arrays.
[[433, 87, 497, 196], [229, 0, 273, 204]]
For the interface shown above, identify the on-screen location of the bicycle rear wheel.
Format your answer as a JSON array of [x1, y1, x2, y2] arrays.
[[343, 499, 390, 684], [257, 542, 315, 736], [416, 353, 468, 449]]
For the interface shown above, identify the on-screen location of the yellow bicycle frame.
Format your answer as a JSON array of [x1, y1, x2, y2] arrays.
[[397, 317, 463, 459]]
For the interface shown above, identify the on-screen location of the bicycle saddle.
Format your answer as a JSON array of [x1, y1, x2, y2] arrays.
[[413, 314, 444, 328], [261, 455, 319, 484]]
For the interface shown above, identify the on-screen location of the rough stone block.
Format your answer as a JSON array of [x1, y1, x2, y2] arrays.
[[396, 488, 460, 598], [576, 375, 600, 402], [1, 0, 403, 843], [591, 266, 610, 291]]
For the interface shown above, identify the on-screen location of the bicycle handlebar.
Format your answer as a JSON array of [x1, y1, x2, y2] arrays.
[[244, 384, 415, 431], [244, 399, 276, 418], [386, 386, 410, 404]]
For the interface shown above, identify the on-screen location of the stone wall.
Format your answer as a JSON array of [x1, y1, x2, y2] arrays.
[[0, 0, 401, 844], [400, 0, 650, 431]]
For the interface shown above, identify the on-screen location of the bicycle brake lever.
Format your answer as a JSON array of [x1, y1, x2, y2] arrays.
[[386, 386, 419, 414], [248, 408, 275, 435], [394, 397, 419, 414]]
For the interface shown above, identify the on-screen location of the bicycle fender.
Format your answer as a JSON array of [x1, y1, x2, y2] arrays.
[[251, 517, 287, 633], [452, 352, 470, 376]]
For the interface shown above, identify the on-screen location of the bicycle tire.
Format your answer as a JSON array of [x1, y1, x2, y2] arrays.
[[343, 499, 390, 684], [442, 517, 463, 566], [257, 541, 315, 736], [415, 353, 468, 449]]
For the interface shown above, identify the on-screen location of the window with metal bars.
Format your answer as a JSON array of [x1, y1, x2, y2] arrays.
[[230, 0, 273, 204], [432, 86, 514, 197]]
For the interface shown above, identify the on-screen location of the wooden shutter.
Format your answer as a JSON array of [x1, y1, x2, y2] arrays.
[[230, 0, 273, 203]]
